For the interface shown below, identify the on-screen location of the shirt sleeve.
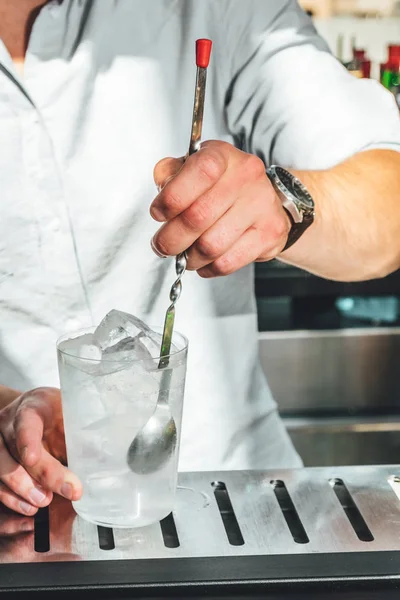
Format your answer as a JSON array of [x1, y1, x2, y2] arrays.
[[222, 0, 400, 170]]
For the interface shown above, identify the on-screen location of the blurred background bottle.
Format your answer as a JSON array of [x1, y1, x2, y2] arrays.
[[381, 44, 400, 107], [353, 48, 372, 78], [337, 35, 371, 78]]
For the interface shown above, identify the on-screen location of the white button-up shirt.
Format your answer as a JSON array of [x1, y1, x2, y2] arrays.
[[0, 0, 399, 471]]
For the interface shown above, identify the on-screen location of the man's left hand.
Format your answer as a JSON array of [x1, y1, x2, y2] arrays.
[[151, 141, 290, 278]]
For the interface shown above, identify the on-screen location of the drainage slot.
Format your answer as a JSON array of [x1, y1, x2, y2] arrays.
[[160, 513, 180, 548], [212, 481, 244, 546], [270, 480, 309, 544], [97, 526, 115, 550], [330, 478, 374, 542], [34, 507, 50, 553]]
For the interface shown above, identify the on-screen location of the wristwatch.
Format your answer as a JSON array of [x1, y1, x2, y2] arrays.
[[266, 165, 315, 252]]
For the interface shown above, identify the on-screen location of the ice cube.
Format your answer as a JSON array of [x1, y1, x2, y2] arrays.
[[93, 369, 159, 425], [93, 309, 162, 364], [59, 333, 103, 375], [60, 333, 102, 360]]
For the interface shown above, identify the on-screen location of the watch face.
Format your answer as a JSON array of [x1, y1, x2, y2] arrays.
[[275, 167, 314, 211], [292, 181, 314, 210]]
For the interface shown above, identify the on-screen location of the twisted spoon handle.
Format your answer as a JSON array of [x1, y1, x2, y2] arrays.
[[158, 39, 212, 369]]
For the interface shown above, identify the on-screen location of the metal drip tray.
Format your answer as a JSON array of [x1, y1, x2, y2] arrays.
[[1, 466, 400, 598]]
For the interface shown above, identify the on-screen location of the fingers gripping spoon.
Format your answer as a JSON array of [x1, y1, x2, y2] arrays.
[[127, 39, 212, 474]]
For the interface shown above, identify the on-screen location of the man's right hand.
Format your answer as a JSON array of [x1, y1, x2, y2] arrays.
[[0, 387, 82, 515]]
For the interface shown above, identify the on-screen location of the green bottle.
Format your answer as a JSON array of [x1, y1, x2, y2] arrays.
[[382, 69, 399, 90], [381, 63, 400, 108]]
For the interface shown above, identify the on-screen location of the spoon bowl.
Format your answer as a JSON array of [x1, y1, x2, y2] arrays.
[[127, 404, 177, 474]]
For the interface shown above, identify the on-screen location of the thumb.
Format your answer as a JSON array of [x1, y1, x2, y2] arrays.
[[14, 405, 45, 467], [13, 387, 60, 467], [153, 156, 185, 192]]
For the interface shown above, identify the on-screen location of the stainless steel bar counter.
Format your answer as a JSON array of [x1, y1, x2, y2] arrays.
[[0, 465, 400, 598]]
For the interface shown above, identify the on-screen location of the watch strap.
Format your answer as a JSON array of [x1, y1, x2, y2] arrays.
[[282, 209, 314, 251]]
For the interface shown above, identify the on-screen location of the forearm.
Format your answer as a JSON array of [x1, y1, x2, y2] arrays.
[[282, 150, 400, 281], [0, 385, 20, 410]]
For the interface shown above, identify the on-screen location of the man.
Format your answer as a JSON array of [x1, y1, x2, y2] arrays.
[[0, 0, 399, 516]]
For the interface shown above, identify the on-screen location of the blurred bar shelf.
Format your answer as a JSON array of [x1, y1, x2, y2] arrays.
[[255, 263, 400, 299]]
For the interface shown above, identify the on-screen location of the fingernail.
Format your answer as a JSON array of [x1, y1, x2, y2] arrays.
[[29, 486, 47, 504], [20, 501, 35, 514], [150, 205, 166, 222], [61, 482, 73, 500], [151, 237, 167, 258]]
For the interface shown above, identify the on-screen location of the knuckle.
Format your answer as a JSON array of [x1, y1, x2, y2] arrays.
[[161, 187, 184, 215], [210, 256, 234, 277], [181, 202, 210, 231], [196, 232, 224, 259], [258, 231, 272, 254], [244, 154, 266, 180], [256, 217, 281, 249], [4, 470, 24, 493], [35, 464, 53, 486], [270, 215, 289, 245], [196, 150, 226, 183]]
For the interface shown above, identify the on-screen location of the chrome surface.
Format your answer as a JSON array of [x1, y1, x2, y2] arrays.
[[259, 328, 400, 413], [1, 466, 400, 563], [188, 66, 207, 155], [126, 249, 187, 473], [159, 251, 188, 367], [285, 416, 400, 467], [126, 392, 177, 474]]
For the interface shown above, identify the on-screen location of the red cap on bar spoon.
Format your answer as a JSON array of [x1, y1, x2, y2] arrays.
[[196, 39, 212, 68]]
